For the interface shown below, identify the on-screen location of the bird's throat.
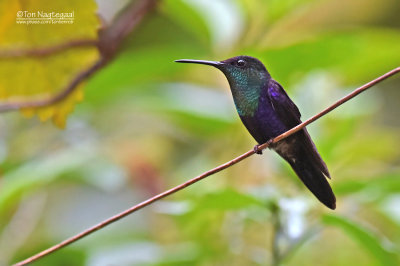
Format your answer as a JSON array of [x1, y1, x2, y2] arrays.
[[218, 62, 270, 117], [231, 84, 262, 116]]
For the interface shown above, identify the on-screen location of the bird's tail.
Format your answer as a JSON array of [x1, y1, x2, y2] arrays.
[[276, 130, 336, 209]]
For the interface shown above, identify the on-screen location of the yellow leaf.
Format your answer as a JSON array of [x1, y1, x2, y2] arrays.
[[0, 0, 20, 41], [37, 106, 54, 122], [0, 0, 100, 128]]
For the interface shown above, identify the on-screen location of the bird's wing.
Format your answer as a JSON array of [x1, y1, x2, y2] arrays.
[[267, 79, 301, 128], [267, 79, 331, 178]]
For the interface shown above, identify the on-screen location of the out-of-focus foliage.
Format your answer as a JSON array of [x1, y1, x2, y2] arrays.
[[0, 0, 399, 265], [322, 214, 398, 266]]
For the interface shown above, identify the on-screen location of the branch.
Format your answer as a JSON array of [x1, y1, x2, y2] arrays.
[[98, 0, 159, 60], [0, 39, 98, 58], [271, 203, 282, 266], [13, 67, 400, 266], [279, 225, 322, 264]]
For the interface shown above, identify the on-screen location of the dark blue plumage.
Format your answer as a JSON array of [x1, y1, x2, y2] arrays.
[[176, 56, 336, 209]]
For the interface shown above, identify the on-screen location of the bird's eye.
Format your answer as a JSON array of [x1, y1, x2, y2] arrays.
[[237, 59, 246, 67]]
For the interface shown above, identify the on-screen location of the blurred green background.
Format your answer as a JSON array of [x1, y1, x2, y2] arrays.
[[1, 0, 400, 265]]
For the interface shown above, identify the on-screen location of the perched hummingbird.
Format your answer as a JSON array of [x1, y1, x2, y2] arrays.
[[176, 56, 336, 209]]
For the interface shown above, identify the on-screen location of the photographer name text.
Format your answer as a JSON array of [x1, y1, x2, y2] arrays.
[[16, 11, 75, 25]]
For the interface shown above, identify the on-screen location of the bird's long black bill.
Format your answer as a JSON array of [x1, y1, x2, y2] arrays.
[[175, 59, 222, 67]]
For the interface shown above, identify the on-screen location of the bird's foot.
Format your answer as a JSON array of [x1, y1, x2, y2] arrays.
[[253, 144, 263, 155], [254, 139, 274, 155]]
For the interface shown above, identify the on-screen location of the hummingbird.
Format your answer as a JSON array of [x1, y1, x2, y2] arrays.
[[175, 56, 336, 209]]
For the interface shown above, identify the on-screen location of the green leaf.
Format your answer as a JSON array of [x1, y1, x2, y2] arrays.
[[161, 0, 211, 45], [0, 147, 95, 213], [193, 188, 265, 210], [335, 172, 400, 198], [322, 214, 399, 266], [249, 29, 400, 85]]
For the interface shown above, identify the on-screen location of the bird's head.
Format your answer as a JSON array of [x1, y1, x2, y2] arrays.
[[175, 56, 271, 89]]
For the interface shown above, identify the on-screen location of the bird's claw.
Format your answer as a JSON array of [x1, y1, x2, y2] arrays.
[[254, 144, 263, 155], [254, 139, 274, 155]]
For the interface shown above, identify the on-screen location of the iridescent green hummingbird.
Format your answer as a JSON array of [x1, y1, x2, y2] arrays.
[[176, 56, 336, 209]]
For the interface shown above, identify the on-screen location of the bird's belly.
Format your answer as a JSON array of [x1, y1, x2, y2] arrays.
[[257, 104, 287, 135], [240, 102, 288, 144]]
